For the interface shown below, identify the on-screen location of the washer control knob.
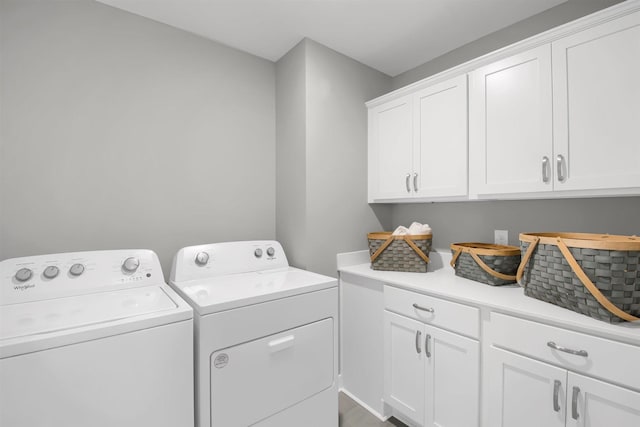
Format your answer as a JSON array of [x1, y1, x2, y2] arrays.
[[254, 248, 263, 258], [195, 252, 210, 266], [69, 263, 85, 276], [122, 257, 140, 273], [15, 268, 33, 282], [266, 247, 275, 257], [43, 266, 60, 279]]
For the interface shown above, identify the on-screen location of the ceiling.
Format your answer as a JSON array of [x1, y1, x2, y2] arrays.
[[97, 0, 567, 77]]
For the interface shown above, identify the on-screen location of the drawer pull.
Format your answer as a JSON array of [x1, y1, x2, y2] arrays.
[[572, 386, 580, 420], [415, 330, 422, 354], [547, 341, 588, 357], [412, 303, 434, 313], [553, 380, 561, 412]]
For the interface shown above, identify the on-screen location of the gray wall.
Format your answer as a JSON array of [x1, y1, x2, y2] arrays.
[[387, 0, 638, 251], [0, 0, 276, 276], [275, 41, 308, 269], [392, 198, 640, 251], [392, 0, 625, 88], [276, 39, 392, 277]]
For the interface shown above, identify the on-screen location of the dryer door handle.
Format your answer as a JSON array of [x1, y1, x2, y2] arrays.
[[268, 335, 295, 353]]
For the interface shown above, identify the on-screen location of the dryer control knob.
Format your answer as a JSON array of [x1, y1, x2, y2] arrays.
[[69, 263, 85, 276], [266, 247, 275, 257], [43, 265, 60, 279], [254, 248, 263, 258], [15, 268, 33, 282], [122, 257, 140, 273], [195, 252, 210, 266]]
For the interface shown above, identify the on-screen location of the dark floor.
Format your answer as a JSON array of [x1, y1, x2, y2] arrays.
[[338, 392, 408, 427]]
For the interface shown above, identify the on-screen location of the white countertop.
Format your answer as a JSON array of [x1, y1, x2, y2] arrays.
[[338, 249, 640, 346]]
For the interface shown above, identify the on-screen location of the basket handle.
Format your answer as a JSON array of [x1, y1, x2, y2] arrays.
[[370, 235, 394, 262], [555, 237, 639, 322], [516, 236, 540, 285], [450, 247, 515, 281], [469, 252, 517, 281], [405, 237, 430, 264], [370, 235, 430, 264]]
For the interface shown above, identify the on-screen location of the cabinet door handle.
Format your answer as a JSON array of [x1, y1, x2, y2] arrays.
[[405, 173, 411, 193], [572, 386, 580, 420], [547, 341, 588, 357], [425, 334, 431, 358], [413, 173, 418, 192], [415, 330, 422, 354], [553, 380, 561, 412], [412, 303, 434, 313], [556, 154, 566, 182], [542, 156, 550, 183]]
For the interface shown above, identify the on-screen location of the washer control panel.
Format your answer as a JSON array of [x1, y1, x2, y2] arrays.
[[171, 240, 289, 283], [0, 249, 164, 305]]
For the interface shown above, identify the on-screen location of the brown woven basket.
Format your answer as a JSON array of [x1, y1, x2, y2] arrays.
[[517, 232, 640, 323], [368, 232, 432, 272], [450, 243, 521, 286]]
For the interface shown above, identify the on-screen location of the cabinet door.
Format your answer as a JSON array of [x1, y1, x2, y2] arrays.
[[488, 347, 566, 427], [424, 326, 479, 427], [368, 95, 413, 201], [566, 372, 640, 427], [413, 75, 468, 199], [384, 310, 425, 425], [552, 10, 640, 191], [469, 45, 553, 196]]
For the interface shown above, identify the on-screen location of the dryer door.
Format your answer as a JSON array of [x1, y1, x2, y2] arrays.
[[210, 317, 334, 426]]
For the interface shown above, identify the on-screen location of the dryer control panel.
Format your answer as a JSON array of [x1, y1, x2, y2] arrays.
[[0, 250, 164, 305], [171, 241, 289, 283]]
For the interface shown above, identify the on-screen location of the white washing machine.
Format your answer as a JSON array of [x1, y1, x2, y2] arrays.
[[170, 240, 338, 427], [0, 249, 194, 427]]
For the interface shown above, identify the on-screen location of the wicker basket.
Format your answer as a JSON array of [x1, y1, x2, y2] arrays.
[[517, 232, 640, 323], [368, 232, 432, 272], [450, 243, 521, 286]]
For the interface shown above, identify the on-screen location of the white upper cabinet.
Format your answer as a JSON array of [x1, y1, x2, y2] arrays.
[[368, 75, 468, 202], [552, 9, 640, 192], [469, 7, 640, 198], [368, 95, 413, 200], [413, 75, 468, 199], [469, 46, 553, 196]]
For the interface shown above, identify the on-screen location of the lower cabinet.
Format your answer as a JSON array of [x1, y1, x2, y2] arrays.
[[488, 346, 640, 427], [383, 310, 480, 426]]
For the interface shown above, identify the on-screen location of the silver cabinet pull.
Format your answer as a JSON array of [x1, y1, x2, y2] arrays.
[[556, 154, 566, 182], [425, 334, 431, 358], [413, 173, 418, 192], [572, 386, 580, 420], [405, 173, 411, 193], [415, 330, 422, 354], [542, 156, 550, 183], [412, 303, 434, 313], [547, 341, 588, 357], [553, 380, 561, 412]]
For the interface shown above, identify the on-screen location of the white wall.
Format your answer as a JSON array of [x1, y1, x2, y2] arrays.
[[0, 0, 276, 276], [276, 39, 392, 277]]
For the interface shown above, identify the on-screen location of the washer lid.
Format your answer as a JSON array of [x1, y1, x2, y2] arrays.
[[173, 267, 337, 315], [1, 285, 177, 341]]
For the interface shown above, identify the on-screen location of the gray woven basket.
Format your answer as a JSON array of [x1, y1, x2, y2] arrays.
[[450, 243, 521, 286], [518, 232, 640, 324], [368, 232, 432, 273]]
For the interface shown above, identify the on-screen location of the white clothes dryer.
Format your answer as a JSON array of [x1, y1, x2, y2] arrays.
[[170, 240, 338, 427], [0, 250, 194, 427]]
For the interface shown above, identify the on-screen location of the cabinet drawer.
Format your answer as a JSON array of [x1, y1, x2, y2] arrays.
[[384, 286, 479, 339], [490, 312, 640, 391]]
